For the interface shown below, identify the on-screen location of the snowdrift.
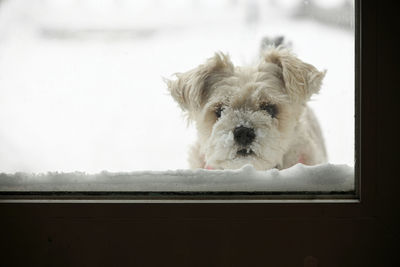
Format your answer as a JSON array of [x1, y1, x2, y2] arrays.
[[0, 163, 354, 192]]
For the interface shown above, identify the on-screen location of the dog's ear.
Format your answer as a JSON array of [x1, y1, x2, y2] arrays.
[[260, 47, 326, 102], [166, 52, 234, 115]]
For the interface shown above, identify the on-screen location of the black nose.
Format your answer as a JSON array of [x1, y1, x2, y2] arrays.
[[233, 126, 255, 146]]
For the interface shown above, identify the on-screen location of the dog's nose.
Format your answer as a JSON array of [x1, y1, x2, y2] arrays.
[[233, 126, 255, 146]]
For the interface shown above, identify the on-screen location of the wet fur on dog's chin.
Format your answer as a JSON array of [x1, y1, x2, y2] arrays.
[[167, 47, 327, 170]]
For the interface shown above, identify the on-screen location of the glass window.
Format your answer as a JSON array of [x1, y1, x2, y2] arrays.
[[0, 0, 356, 198]]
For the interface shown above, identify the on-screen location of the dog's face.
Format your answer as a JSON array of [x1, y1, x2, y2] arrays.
[[167, 48, 325, 170]]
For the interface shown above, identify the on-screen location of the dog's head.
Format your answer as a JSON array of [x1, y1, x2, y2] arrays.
[[167, 47, 325, 170]]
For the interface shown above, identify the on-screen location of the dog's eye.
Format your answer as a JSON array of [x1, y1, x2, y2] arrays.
[[260, 103, 277, 118], [215, 106, 224, 118]]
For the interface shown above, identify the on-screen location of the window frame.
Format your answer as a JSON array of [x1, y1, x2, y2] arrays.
[[1, 1, 396, 266], [0, 0, 374, 215]]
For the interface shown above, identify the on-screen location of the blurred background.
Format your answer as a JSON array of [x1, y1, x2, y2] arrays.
[[0, 0, 354, 173]]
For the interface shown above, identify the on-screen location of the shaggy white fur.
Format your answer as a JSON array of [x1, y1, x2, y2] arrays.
[[167, 47, 327, 170]]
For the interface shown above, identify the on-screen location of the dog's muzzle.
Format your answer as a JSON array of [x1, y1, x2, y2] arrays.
[[234, 126, 256, 157]]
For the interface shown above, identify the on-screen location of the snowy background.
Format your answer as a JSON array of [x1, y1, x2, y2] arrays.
[[0, 0, 354, 173]]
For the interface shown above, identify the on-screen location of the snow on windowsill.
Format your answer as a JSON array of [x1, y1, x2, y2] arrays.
[[0, 163, 354, 192]]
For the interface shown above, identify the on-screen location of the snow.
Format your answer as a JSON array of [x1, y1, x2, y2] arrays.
[[0, 0, 355, 191], [0, 163, 354, 192]]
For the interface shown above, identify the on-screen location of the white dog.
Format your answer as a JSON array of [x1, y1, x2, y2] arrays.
[[167, 46, 327, 170]]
